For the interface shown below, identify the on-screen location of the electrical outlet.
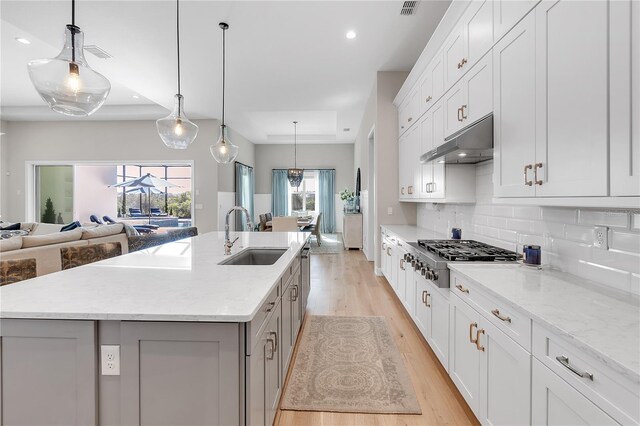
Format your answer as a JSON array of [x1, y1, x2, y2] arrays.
[[593, 226, 609, 250], [101, 345, 120, 376], [387, 207, 393, 215]]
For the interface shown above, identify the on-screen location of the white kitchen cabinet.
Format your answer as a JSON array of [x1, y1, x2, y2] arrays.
[[449, 293, 482, 415], [493, 0, 539, 41], [493, 12, 537, 198], [444, 80, 466, 137], [404, 261, 417, 318], [444, 25, 466, 89], [462, 54, 492, 124], [396, 246, 408, 310], [398, 132, 411, 200], [382, 239, 392, 284], [399, 88, 421, 136], [419, 112, 434, 199], [264, 300, 282, 426], [415, 275, 450, 370], [531, 359, 617, 426], [477, 318, 531, 426], [420, 51, 446, 117], [429, 102, 446, 199], [534, 0, 609, 197], [610, 0, 640, 196], [398, 98, 410, 136], [463, 0, 494, 67]]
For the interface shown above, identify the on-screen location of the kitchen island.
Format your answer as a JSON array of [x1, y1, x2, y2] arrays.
[[0, 231, 311, 426]]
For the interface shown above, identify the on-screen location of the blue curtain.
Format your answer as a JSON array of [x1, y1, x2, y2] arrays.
[[318, 170, 335, 233], [271, 170, 289, 217], [235, 163, 255, 231]]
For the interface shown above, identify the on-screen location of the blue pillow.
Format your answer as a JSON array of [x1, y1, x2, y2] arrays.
[[0, 222, 20, 231], [60, 221, 81, 232]]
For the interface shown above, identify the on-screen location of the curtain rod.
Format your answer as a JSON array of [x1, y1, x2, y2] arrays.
[[272, 168, 335, 171], [235, 161, 253, 169]]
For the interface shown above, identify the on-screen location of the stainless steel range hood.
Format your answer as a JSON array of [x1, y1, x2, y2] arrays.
[[421, 113, 493, 164]]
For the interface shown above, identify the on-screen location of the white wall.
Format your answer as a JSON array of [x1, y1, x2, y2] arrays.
[[417, 161, 640, 295], [74, 165, 118, 222], [0, 120, 9, 221], [0, 119, 254, 233]]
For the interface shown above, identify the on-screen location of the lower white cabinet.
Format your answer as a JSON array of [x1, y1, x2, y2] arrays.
[[415, 274, 450, 370], [450, 291, 531, 424], [531, 359, 617, 426]]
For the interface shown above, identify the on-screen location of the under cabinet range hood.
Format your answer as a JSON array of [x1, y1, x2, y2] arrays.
[[421, 113, 493, 164]]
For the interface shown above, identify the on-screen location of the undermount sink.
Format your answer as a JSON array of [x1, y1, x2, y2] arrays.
[[218, 248, 288, 266]]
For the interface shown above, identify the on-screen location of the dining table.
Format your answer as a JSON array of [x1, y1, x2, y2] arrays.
[[266, 215, 315, 230]]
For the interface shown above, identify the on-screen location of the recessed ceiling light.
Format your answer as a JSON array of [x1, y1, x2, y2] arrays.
[[15, 37, 31, 45], [458, 152, 467, 157], [346, 31, 357, 40], [438, 160, 446, 164], [132, 94, 140, 99]]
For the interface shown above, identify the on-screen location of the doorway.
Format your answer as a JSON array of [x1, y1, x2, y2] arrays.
[[366, 126, 376, 262]]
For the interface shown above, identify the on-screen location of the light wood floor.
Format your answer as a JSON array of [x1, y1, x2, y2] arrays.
[[275, 250, 479, 426]]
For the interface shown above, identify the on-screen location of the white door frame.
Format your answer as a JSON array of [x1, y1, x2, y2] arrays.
[[25, 159, 196, 224]]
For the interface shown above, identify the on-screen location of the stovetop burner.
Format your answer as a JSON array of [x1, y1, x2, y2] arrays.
[[417, 240, 519, 262]]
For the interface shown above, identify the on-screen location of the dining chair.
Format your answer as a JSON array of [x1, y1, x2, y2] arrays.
[[60, 242, 122, 270], [309, 213, 323, 246], [272, 216, 299, 232], [0, 258, 37, 286]]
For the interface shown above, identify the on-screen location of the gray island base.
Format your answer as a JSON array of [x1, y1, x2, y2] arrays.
[[0, 231, 311, 425]]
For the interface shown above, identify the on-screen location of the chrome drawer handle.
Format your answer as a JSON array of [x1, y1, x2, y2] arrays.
[[425, 95, 432, 103], [469, 322, 478, 344], [476, 329, 485, 352], [556, 355, 593, 381], [461, 104, 467, 120], [491, 309, 511, 323], [400, 259, 405, 270], [524, 164, 533, 186], [534, 162, 544, 185], [455, 284, 469, 294], [290, 285, 298, 302], [265, 301, 275, 312], [266, 331, 278, 360], [457, 107, 463, 122]]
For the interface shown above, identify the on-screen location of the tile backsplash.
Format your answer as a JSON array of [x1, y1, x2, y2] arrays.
[[417, 162, 640, 295]]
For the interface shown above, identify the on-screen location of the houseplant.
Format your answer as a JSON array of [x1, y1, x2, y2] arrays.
[[339, 188, 356, 213]]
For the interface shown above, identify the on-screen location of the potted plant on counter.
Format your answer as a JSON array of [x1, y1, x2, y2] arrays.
[[340, 188, 356, 213]]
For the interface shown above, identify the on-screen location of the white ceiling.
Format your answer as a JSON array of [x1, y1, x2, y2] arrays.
[[0, 0, 450, 144]]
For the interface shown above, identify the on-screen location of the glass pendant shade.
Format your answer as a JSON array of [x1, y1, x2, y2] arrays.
[[27, 25, 110, 116], [156, 94, 198, 149], [210, 125, 239, 164], [287, 168, 304, 188]]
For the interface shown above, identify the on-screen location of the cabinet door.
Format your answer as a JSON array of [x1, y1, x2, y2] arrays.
[[419, 112, 434, 198], [397, 249, 407, 304], [444, 25, 466, 88], [420, 68, 433, 117], [264, 303, 282, 426], [247, 335, 266, 426], [463, 54, 493, 124], [431, 101, 446, 199], [493, 0, 539, 41], [390, 245, 399, 290], [493, 12, 536, 197], [531, 359, 617, 426], [463, 0, 493, 66], [292, 270, 301, 341], [535, 0, 608, 196], [410, 124, 422, 198], [449, 294, 481, 415], [404, 268, 417, 318], [429, 286, 450, 371], [431, 50, 445, 102], [398, 99, 409, 135], [414, 277, 431, 338], [478, 319, 531, 426], [610, 0, 640, 196], [398, 133, 410, 199], [444, 80, 465, 138], [281, 281, 293, 372]]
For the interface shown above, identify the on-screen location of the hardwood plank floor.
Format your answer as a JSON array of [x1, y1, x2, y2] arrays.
[[275, 250, 479, 426]]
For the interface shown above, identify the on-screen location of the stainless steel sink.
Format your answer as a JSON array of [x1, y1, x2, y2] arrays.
[[218, 248, 287, 266]]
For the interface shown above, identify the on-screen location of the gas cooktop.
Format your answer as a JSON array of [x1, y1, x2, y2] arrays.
[[417, 240, 519, 262]]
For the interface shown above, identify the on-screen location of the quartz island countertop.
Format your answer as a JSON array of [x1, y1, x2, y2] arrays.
[[0, 231, 309, 322], [449, 264, 640, 382]]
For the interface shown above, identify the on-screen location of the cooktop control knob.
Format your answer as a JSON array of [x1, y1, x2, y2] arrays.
[[430, 270, 438, 281]]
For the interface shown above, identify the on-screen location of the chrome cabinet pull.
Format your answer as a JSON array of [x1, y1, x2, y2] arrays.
[[524, 164, 533, 186], [476, 329, 485, 351], [425, 292, 431, 307], [291, 285, 298, 301], [401, 187, 405, 195], [400, 259, 405, 270], [382, 242, 386, 250], [431, 182, 436, 193], [556, 356, 594, 381], [462, 58, 467, 66], [455, 284, 469, 294], [387, 247, 391, 256], [491, 309, 511, 323], [266, 332, 277, 360], [457, 107, 463, 122], [265, 301, 275, 312], [461, 105, 467, 120], [469, 322, 478, 344], [534, 163, 543, 185], [422, 290, 428, 304], [408, 117, 413, 123], [408, 185, 413, 195], [425, 95, 432, 103]]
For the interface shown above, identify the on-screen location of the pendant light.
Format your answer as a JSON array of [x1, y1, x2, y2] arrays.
[[27, 0, 111, 117], [156, 0, 199, 149], [210, 22, 239, 164], [287, 121, 304, 188]]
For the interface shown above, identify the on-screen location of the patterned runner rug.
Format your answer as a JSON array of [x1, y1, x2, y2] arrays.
[[280, 315, 422, 414]]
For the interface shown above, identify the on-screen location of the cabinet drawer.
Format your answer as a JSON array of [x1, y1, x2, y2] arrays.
[[533, 323, 639, 425], [451, 273, 531, 351], [246, 282, 281, 355]]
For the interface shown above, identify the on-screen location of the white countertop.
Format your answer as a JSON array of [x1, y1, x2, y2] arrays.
[[449, 264, 640, 382], [381, 224, 441, 242], [1, 231, 309, 322]]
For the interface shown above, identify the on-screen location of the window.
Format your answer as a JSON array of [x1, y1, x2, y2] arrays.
[[289, 171, 318, 216]]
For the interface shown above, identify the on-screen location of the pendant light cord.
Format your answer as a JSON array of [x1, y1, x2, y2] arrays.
[[294, 121, 298, 169], [221, 25, 226, 126], [70, 0, 76, 62], [176, 0, 181, 95]]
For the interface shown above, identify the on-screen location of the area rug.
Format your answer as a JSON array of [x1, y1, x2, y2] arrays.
[[280, 315, 422, 414], [309, 233, 344, 254]]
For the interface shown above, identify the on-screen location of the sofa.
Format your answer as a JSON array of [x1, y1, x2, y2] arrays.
[[0, 223, 129, 277]]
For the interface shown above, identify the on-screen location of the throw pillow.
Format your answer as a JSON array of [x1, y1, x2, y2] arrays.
[[0, 223, 20, 231], [60, 221, 81, 232]]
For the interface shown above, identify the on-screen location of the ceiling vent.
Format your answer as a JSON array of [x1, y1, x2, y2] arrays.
[[84, 45, 113, 59], [400, 1, 419, 16]]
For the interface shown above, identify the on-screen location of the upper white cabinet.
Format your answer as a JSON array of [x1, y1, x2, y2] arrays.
[[534, 0, 609, 197], [419, 51, 445, 117], [610, 0, 640, 196], [493, 12, 537, 197], [493, 0, 540, 41], [444, 26, 467, 89]]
